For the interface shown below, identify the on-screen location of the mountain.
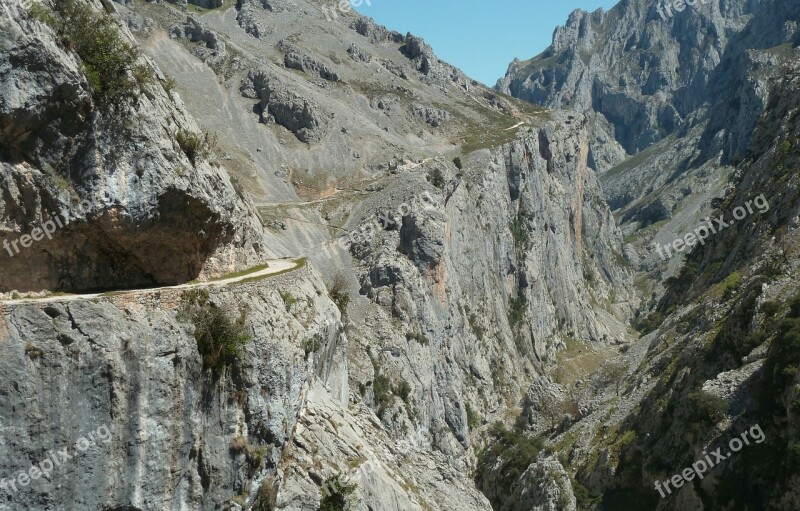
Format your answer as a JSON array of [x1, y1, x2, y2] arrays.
[[498, 0, 800, 509], [0, 0, 633, 509], [1, 0, 799, 509]]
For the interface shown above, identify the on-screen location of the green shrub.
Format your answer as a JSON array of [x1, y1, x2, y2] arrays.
[[510, 212, 530, 247], [761, 315, 800, 409], [405, 331, 429, 345], [332, 293, 350, 315], [573, 477, 603, 508], [395, 380, 411, 403], [762, 300, 781, 318], [599, 361, 628, 395], [372, 371, 392, 415], [32, 0, 149, 104], [452, 157, 463, 170], [468, 313, 485, 341], [251, 478, 277, 511], [179, 290, 251, 375], [328, 273, 350, 317], [778, 140, 792, 158], [279, 290, 297, 311], [466, 403, 480, 429], [508, 296, 526, 327], [633, 311, 665, 334], [302, 337, 322, 355], [319, 474, 356, 511], [163, 76, 178, 94], [427, 167, 445, 188], [723, 271, 743, 296], [176, 130, 216, 166], [686, 390, 727, 428]]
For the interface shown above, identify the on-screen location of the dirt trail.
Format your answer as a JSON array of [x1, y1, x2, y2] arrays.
[[0, 259, 301, 306]]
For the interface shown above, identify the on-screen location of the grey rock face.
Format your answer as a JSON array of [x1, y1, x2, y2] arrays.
[[409, 104, 450, 127], [347, 43, 372, 62], [346, 115, 633, 464], [282, 48, 340, 82], [381, 58, 409, 79], [498, 0, 800, 310], [275, 385, 493, 511], [481, 453, 576, 511], [236, 1, 269, 38], [240, 69, 327, 143], [490, 3, 800, 509], [497, 0, 790, 170], [170, 16, 228, 67], [349, 17, 404, 44], [0, 266, 345, 511], [401, 33, 451, 82], [172, 16, 223, 50], [0, 1, 264, 293]]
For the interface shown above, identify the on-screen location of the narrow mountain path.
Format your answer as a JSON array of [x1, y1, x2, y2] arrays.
[[0, 258, 303, 306]]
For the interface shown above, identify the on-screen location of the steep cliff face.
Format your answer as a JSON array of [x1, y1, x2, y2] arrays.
[[266, 114, 634, 510], [499, 0, 800, 308], [0, 0, 265, 294], [497, 0, 799, 208], [0, 265, 347, 510], [490, 2, 800, 510], [541, 59, 800, 511], [334, 112, 632, 457]]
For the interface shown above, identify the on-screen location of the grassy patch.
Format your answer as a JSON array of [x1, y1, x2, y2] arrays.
[[406, 331, 430, 345], [239, 258, 306, 284], [176, 130, 217, 166], [218, 263, 270, 281], [552, 337, 609, 386], [279, 290, 297, 311]]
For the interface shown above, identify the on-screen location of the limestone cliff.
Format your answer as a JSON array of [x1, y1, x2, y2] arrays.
[[0, 0, 638, 510]]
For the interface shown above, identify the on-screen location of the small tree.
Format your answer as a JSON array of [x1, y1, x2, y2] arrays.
[[427, 167, 445, 188], [686, 390, 727, 429], [598, 361, 628, 395]]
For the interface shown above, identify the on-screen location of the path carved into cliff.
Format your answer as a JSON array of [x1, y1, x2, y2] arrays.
[[0, 258, 303, 306]]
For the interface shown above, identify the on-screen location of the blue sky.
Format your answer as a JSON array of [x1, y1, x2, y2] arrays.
[[354, 0, 619, 86]]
